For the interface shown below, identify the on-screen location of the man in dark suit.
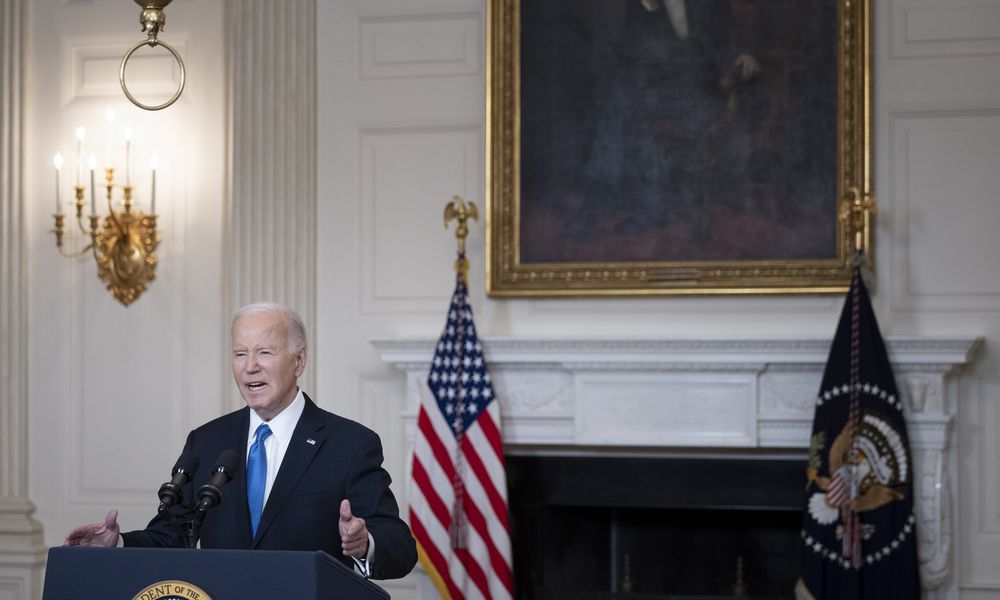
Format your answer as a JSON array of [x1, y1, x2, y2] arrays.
[[65, 303, 417, 580]]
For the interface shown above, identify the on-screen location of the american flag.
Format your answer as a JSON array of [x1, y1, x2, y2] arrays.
[[409, 261, 513, 600]]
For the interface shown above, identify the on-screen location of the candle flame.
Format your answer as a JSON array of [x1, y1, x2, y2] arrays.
[[53, 153, 64, 170], [75, 126, 86, 141], [87, 153, 98, 170]]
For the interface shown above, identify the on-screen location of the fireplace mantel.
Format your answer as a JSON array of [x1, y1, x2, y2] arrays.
[[373, 336, 979, 594]]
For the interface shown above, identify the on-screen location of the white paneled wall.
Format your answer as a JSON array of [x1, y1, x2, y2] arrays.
[[1, 0, 45, 597], [876, 1, 1000, 596], [4, 0, 999, 599], [24, 0, 226, 576], [317, 2, 487, 597], [318, 1, 1000, 599]]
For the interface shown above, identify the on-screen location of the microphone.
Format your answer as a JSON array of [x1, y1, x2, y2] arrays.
[[157, 451, 200, 517], [196, 449, 240, 513]]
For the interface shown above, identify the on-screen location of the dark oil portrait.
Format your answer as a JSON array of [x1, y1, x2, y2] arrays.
[[518, 0, 838, 264]]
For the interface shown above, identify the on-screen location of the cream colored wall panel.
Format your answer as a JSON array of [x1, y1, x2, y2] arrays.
[[890, 0, 1000, 58], [758, 370, 820, 415], [980, 379, 1000, 534], [29, 0, 226, 552], [888, 107, 1000, 312], [574, 373, 758, 447], [359, 125, 482, 314], [961, 378, 1000, 590], [64, 37, 187, 105], [959, 588, 1000, 600], [503, 296, 847, 339], [0, 580, 23, 600], [53, 139, 196, 506], [356, 374, 408, 503], [360, 12, 481, 79], [354, 372, 418, 600]]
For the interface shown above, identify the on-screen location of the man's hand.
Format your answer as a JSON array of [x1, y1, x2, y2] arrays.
[[733, 53, 761, 81], [338, 499, 370, 558], [64, 509, 121, 547]]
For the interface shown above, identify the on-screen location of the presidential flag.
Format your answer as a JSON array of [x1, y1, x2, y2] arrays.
[[409, 257, 514, 600], [798, 269, 920, 599]]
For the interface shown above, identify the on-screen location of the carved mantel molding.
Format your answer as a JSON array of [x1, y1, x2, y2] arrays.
[[374, 336, 979, 592]]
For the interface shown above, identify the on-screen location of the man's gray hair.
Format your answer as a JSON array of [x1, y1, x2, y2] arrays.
[[232, 302, 307, 353]]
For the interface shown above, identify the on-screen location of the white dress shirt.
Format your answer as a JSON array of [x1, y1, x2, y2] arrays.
[[246, 388, 305, 506]]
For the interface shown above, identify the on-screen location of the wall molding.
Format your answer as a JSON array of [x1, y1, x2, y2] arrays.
[[887, 105, 1000, 313], [358, 123, 481, 315], [62, 35, 188, 106], [1, 0, 47, 596], [359, 12, 482, 80], [224, 0, 317, 407], [889, 0, 1000, 59]]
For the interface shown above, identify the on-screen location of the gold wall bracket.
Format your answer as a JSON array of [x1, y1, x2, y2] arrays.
[[838, 186, 877, 262]]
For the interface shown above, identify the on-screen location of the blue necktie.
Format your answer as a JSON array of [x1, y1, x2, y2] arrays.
[[247, 423, 272, 537]]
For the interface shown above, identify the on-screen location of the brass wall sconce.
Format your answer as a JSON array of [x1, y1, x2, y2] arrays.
[[120, 0, 186, 111], [50, 120, 161, 306]]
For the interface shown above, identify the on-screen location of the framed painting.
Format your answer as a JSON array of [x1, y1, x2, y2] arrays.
[[486, 0, 872, 296]]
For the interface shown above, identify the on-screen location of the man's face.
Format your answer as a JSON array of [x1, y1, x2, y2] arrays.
[[231, 311, 306, 421]]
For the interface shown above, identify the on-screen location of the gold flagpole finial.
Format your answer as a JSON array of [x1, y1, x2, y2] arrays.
[[444, 195, 478, 280]]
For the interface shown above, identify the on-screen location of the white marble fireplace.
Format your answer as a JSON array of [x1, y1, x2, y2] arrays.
[[373, 336, 979, 598]]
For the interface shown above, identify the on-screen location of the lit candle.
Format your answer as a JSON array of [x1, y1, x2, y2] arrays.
[[74, 126, 85, 186], [88, 153, 97, 213], [123, 126, 133, 186], [149, 156, 159, 214], [53, 153, 64, 214]]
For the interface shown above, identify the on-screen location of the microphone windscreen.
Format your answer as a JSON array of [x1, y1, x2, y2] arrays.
[[214, 449, 240, 475], [172, 450, 200, 475]]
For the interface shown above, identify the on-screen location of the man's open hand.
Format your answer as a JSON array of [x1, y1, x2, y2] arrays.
[[64, 509, 121, 547]]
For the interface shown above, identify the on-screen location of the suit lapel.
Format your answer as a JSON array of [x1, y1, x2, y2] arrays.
[[226, 408, 253, 548], [252, 395, 327, 546]]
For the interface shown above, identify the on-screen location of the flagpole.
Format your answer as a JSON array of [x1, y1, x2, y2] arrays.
[[443, 195, 479, 549], [844, 263, 863, 567]]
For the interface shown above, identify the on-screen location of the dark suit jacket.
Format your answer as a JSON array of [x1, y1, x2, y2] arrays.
[[122, 394, 417, 579]]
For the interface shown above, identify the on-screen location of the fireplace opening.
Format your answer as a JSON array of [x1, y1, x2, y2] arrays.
[[507, 455, 805, 600]]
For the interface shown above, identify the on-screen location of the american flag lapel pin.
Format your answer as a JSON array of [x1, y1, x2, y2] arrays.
[[306, 438, 316, 445]]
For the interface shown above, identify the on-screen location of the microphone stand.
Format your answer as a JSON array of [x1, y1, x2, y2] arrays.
[[184, 503, 205, 549]]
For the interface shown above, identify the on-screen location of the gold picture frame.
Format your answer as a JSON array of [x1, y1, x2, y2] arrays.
[[486, 0, 872, 296]]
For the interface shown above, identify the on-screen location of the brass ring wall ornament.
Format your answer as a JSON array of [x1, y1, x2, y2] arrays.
[[119, 39, 186, 111], [120, 0, 185, 111]]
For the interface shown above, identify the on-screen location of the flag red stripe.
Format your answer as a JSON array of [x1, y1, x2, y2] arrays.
[[462, 434, 510, 529], [455, 546, 492, 600], [476, 409, 505, 463], [456, 467, 515, 592], [412, 455, 453, 532], [418, 407, 457, 480], [411, 512, 464, 600]]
